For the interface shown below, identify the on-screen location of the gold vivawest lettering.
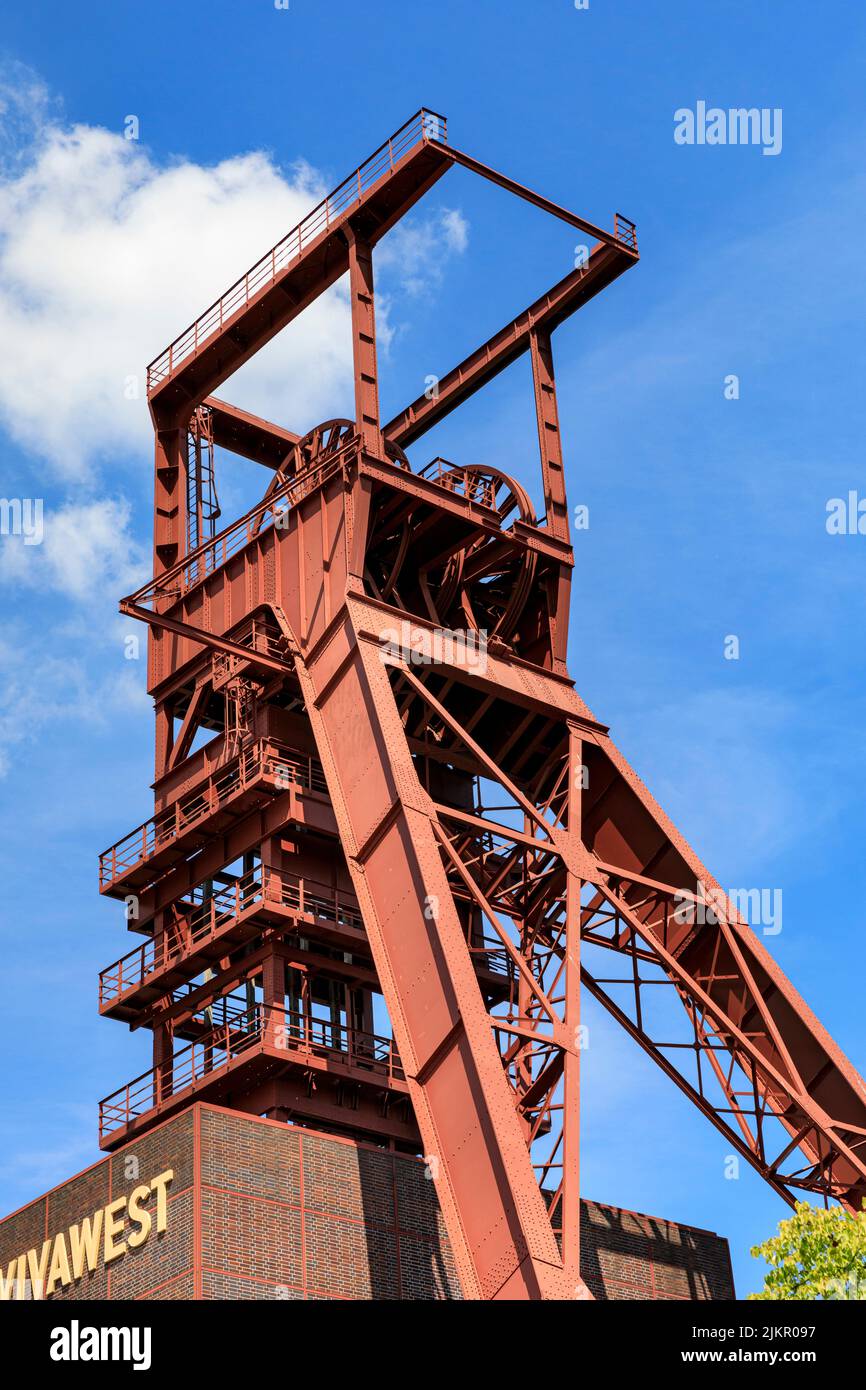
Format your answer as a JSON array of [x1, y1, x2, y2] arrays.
[[0, 1168, 174, 1301]]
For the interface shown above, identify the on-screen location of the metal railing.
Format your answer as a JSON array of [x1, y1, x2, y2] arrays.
[[98, 739, 327, 889], [210, 613, 288, 688], [614, 212, 638, 252], [468, 942, 512, 979], [125, 437, 352, 616], [99, 867, 364, 1007], [99, 866, 265, 1004], [147, 109, 448, 393], [99, 1003, 403, 1138], [418, 458, 498, 507], [274, 872, 364, 933]]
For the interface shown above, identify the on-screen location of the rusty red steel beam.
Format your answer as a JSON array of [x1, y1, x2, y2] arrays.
[[101, 106, 866, 1303], [205, 396, 299, 467], [433, 801, 551, 852], [193, 266, 632, 475], [376, 660, 586, 1291], [590, 875, 866, 1207], [120, 599, 293, 678], [147, 114, 636, 439], [290, 623, 575, 1299], [166, 678, 210, 771], [593, 855, 826, 1090], [434, 821, 559, 1022], [148, 133, 452, 425], [584, 934, 860, 1204], [382, 635, 866, 1221], [442, 144, 630, 249], [582, 730, 866, 1185], [383, 242, 635, 450], [579, 965, 796, 1209], [434, 710, 866, 1213]]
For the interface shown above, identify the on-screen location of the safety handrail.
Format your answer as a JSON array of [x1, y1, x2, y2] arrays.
[[126, 442, 351, 615], [98, 739, 327, 888], [147, 108, 448, 393], [99, 867, 364, 1005], [99, 1003, 403, 1136], [614, 212, 638, 252]]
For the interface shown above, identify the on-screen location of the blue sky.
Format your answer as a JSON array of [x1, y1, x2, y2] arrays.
[[1, 0, 865, 1298]]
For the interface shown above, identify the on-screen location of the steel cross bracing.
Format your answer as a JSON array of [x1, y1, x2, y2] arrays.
[[96, 109, 866, 1301]]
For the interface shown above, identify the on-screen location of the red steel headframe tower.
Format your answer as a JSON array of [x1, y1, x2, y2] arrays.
[[97, 110, 866, 1301]]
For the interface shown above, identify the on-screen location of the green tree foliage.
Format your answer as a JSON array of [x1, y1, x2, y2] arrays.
[[749, 1201, 866, 1300]]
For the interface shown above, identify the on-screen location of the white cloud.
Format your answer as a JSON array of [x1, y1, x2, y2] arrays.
[[0, 112, 349, 475], [0, 628, 149, 779], [0, 497, 148, 600], [0, 68, 473, 774], [376, 206, 469, 298], [0, 496, 151, 776], [0, 70, 470, 479]]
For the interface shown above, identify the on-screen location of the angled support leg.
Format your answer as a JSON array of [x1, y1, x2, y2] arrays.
[[291, 619, 572, 1299]]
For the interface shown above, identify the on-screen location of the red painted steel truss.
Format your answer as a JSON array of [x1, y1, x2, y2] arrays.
[[96, 109, 866, 1301]]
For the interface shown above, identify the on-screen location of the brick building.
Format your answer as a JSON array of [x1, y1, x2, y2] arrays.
[[0, 1104, 734, 1301]]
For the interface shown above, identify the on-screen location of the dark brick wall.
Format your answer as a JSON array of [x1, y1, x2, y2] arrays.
[[580, 1199, 734, 1301], [0, 1109, 195, 1301], [196, 1107, 461, 1298], [0, 1104, 733, 1300]]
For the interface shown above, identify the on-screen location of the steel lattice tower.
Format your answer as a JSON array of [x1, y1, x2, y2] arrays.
[[97, 110, 866, 1301]]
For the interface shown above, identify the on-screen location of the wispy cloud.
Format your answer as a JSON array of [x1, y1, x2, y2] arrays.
[[0, 93, 346, 474], [0, 65, 471, 479], [0, 496, 147, 600], [0, 60, 58, 171], [0, 64, 474, 784], [0, 625, 149, 778], [615, 684, 866, 880], [0, 1102, 96, 1206], [376, 206, 469, 298]]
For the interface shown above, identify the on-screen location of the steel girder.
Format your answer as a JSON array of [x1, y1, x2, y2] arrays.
[[103, 109, 866, 1304], [269, 567, 866, 1293], [274, 602, 582, 1300]]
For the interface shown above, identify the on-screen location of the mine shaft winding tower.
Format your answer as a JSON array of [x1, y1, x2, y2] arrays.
[[96, 110, 866, 1300]]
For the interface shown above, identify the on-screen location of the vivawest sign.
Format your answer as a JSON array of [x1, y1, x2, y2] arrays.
[[0, 1170, 173, 1300]]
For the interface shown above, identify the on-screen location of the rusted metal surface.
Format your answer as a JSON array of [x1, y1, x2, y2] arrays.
[[99, 110, 866, 1300]]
